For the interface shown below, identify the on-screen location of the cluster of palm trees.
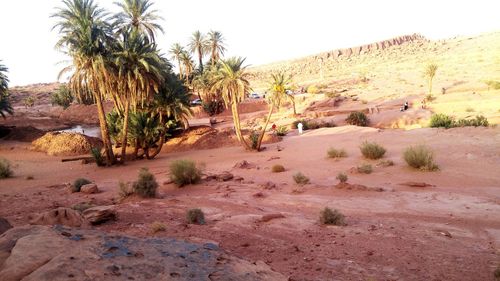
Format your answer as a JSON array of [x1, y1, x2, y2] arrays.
[[0, 61, 13, 119], [53, 0, 191, 165]]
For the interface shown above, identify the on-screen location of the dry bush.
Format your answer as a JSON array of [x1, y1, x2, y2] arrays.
[[360, 141, 386, 159], [170, 159, 201, 187], [0, 158, 13, 179], [271, 164, 285, 173], [293, 172, 310, 185], [72, 178, 91, 192], [357, 163, 373, 174], [403, 145, 439, 171], [327, 148, 347, 159], [150, 221, 166, 233], [186, 208, 205, 225], [133, 168, 158, 198], [118, 181, 134, 198], [345, 112, 369, 126], [320, 207, 346, 226], [336, 172, 348, 183], [377, 159, 394, 167]]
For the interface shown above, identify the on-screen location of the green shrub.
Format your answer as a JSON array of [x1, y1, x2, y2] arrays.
[[170, 159, 201, 187], [403, 145, 439, 171], [293, 172, 310, 185], [250, 130, 259, 150], [336, 172, 348, 183], [485, 80, 500, 90], [456, 115, 489, 127], [0, 158, 13, 179], [345, 112, 369, 126], [72, 178, 91, 192], [133, 168, 158, 198], [320, 207, 346, 226], [90, 147, 105, 167], [51, 85, 74, 109], [429, 113, 454, 128], [307, 85, 319, 94], [186, 208, 205, 225], [275, 125, 289, 136], [202, 100, 224, 116], [271, 164, 285, 173], [23, 96, 36, 108], [360, 141, 386, 159], [150, 221, 166, 233], [357, 163, 373, 174], [291, 119, 308, 130], [327, 148, 347, 159]]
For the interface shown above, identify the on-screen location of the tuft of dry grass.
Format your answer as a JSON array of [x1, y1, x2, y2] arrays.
[[336, 172, 348, 183], [357, 163, 373, 174], [150, 221, 166, 233], [186, 208, 205, 225], [327, 148, 347, 159], [360, 141, 386, 159], [320, 207, 346, 226], [403, 145, 439, 171], [293, 172, 310, 185], [271, 164, 285, 173], [0, 158, 13, 179]]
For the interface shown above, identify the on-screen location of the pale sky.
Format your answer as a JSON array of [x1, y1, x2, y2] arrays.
[[1, 0, 499, 86]]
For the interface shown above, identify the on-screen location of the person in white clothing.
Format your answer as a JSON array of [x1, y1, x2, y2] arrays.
[[298, 122, 303, 135]]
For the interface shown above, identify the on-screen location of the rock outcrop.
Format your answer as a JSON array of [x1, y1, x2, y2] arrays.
[[0, 225, 286, 281], [29, 207, 85, 227]]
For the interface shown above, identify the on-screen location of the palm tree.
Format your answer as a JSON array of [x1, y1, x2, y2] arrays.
[[113, 0, 163, 42], [180, 51, 194, 84], [255, 70, 292, 150], [169, 43, 185, 79], [211, 57, 251, 150], [207, 30, 226, 66], [52, 0, 116, 165], [112, 30, 164, 163], [188, 30, 208, 73], [0, 61, 13, 119], [424, 63, 438, 95]]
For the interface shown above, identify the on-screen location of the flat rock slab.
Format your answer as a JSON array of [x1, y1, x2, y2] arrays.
[[0, 225, 286, 281], [82, 205, 116, 225]]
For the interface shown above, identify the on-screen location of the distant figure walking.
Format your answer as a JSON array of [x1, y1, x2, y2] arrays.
[[400, 101, 409, 112], [271, 123, 277, 134], [298, 122, 303, 135]]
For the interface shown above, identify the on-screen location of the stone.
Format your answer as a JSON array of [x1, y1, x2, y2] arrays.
[[80, 183, 98, 194], [82, 205, 116, 225], [29, 207, 84, 227], [0, 217, 12, 235], [233, 160, 255, 169], [216, 171, 234, 182], [260, 181, 276, 190]]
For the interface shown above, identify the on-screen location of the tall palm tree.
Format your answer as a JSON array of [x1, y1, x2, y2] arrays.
[[113, 0, 163, 42], [255, 70, 292, 150], [188, 30, 208, 73], [207, 30, 226, 66], [211, 57, 251, 150], [169, 43, 185, 79], [424, 63, 438, 95], [52, 0, 116, 165], [180, 51, 194, 84], [112, 30, 164, 163], [0, 61, 13, 119]]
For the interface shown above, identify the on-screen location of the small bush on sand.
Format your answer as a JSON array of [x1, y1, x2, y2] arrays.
[[357, 163, 373, 174], [293, 172, 310, 185], [377, 159, 394, 167], [360, 141, 386, 159], [327, 148, 347, 159], [133, 168, 158, 198], [150, 221, 166, 233], [291, 119, 309, 130], [90, 147, 105, 167], [455, 115, 489, 127], [118, 181, 134, 198], [0, 158, 13, 179], [345, 112, 369, 126], [250, 130, 259, 150], [72, 178, 91, 192], [275, 125, 288, 136], [403, 145, 439, 171], [272, 164, 285, 173], [429, 113, 454, 128], [320, 207, 346, 226], [186, 208, 205, 225], [170, 159, 201, 187], [336, 172, 348, 183], [51, 85, 74, 109]]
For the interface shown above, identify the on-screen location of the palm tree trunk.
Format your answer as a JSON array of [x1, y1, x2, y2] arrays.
[[147, 134, 165, 159], [256, 103, 274, 151], [231, 102, 250, 150], [120, 100, 130, 163], [178, 59, 183, 79], [291, 98, 297, 115], [95, 96, 115, 165], [198, 49, 203, 73]]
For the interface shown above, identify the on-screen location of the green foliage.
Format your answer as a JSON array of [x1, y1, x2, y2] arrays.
[[90, 147, 105, 167], [275, 125, 288, 136], [346, 112, 369, 126], [133, 168, 158, 198], [307, 85, 319, 94], [0, 157, 13, 179], [336, 172, 348, 183], [320, 207, 346, 226], [403, 145, 439, 171], [327, 148, 347, 159], [271, 164, 285, 173], [485, 80, 500, 90], [106, 110, 124, 144], [51, 85, 74, 108], [455, 115, 489, 127], [202, 100, 224, 116], [291, 119, 334, 130], [128, 111, 163, 151], [430, 114, 489, 128], [170, 159, 201, 187], [292, 119, 309, 130], [23, 96, 36, 108], [429, 114, 454, 128], [357, 163, 373, 174], [293, 172, 310, 185], [360, 141, 386, 160], [72, 178, 91, 192], [186, 208, 205, 225], [250, 130, 259, 150]]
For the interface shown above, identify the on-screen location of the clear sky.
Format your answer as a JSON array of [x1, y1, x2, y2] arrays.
[[1, 0, 499, 86]]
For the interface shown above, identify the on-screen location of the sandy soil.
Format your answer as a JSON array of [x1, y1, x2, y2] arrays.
[[1, 125, 499, 281]]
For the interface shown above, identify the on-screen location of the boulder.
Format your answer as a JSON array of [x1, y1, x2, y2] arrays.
[[82, 205, 116, 225], [80, 183, 98, 194], [216, 171, 234, 182], [0, 217, 12, 235], [29, 207, 84, 227], [233, 160, 255, 169], [0, 225, 287, 281]]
